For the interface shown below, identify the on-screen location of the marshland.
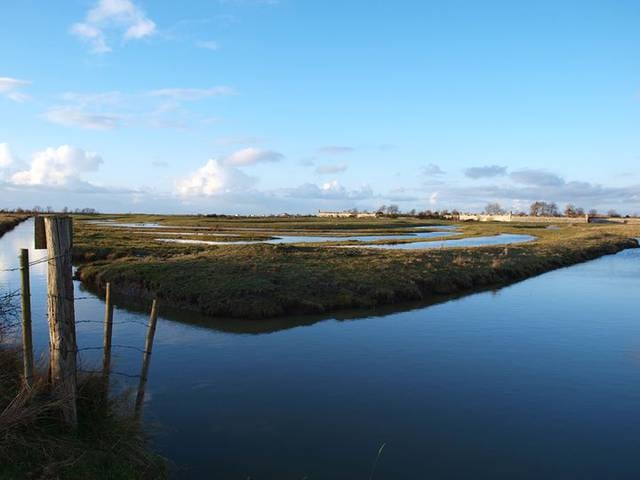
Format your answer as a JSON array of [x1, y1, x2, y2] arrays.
[[73, 213, 639, 319], [4, 1, 640, 477], [2, 213, 640, 477]]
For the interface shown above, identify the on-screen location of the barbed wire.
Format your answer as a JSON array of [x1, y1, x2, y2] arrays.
[[3, 347, 145, 379], [0, 251, 71, 272]]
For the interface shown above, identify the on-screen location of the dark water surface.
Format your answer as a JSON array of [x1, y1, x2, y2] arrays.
[[2, 219, 640, 479]]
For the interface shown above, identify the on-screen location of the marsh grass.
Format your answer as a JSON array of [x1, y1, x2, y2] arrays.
[[0, 346, 166, 479], [72, 215, 640, 320], [0, 214, 29, 238]]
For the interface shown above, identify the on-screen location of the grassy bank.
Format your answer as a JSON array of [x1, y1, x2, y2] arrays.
[[73, 215, 640, 319], [0, 346, 166, 479], [0, 214, 29, 238]]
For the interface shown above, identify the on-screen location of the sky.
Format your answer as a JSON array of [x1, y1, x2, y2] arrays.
[[1, 0, 639, 215]]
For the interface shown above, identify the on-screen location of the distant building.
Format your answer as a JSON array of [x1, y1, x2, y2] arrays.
[[317, 211, 381, 218], [318, 211, 353, 218]]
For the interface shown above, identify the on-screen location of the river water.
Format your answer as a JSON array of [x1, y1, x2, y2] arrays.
[[2, 219, 640, 479]]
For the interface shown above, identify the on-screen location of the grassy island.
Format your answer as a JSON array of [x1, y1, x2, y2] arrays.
[[72, 214, 640, 319]]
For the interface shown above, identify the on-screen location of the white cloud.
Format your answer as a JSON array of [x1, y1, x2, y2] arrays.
[[148, 86, 235, 101], [223, 148, 283, 166], [70, 23, 110, 53], [465, 165, 507, 179], [196, 40, 220, 51], [176, 159, 255, 197], [0, 77, 30, 102], [60, 91, 125, 105], [315, 163, 348, 174], [287, 180, 373, 200], [71, 0, 156, 53], [11, 145, 103, 187], [0, 143, 14, 169], [42, 87, 231, 130], [43, 107, 120, 130], [124, 17, 155, 39], [510, 169, 564, 187], [425, 179, 640, 214]]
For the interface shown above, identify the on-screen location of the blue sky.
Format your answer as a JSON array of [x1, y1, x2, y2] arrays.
[[1, 0, 639, 214]]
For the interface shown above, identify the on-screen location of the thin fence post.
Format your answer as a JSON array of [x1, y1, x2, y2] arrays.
[[102, 282, 114, 396], [134, 299, 159, 420], [42, 216, 77, 428], [19, 248, 34, 387]]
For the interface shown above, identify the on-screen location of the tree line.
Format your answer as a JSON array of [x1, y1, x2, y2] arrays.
[[484, 201, 622, 218], [0, 207, 99, 214]]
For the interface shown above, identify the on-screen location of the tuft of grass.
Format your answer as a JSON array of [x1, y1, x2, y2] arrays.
[[0, 347, 166, 480]]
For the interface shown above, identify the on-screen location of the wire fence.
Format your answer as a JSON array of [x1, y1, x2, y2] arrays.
[[0, 251, 71, 272], [1, 218, 159, 422], [1, 250, 156, 386]]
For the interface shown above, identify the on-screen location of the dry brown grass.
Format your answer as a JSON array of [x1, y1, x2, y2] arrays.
[[0, 346, 165, 479]]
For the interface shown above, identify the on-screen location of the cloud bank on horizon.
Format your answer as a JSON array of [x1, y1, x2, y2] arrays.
[[1, 0, 640, 214]]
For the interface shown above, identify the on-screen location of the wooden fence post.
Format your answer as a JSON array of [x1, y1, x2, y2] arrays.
[[134, 299, 159, 420], [42, 216, 78, 427], [19, 249, 34, 387], [102, 282, 114, 396]]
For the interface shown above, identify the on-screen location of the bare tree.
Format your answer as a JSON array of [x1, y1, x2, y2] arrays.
[[564, 204, 576, 217], [564, 204, 586, 217], [484, 202, 505, 215], [530, 201, 559, 217]]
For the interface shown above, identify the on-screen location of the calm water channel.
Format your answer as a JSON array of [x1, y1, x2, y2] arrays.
[[2, 219, 640, 479]]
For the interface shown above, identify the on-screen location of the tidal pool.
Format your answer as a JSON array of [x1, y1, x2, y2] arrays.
[[350, 233, 536, 249], [155, 229, 459, 246]]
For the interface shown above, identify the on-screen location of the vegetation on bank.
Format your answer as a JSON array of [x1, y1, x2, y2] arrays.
[[72, 215, 640, 319], [0, 214, 29, 238], [0, 294, 166, 479]]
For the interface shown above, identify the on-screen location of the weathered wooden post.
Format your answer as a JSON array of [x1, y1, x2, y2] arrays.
[[102, 282, 114, 395], [134, 299, 159, 420], [19, 248, 34, 387], [35, 215, 78, 427]]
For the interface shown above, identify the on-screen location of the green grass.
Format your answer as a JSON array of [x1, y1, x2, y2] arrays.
[[72, 214, 640, 319]]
